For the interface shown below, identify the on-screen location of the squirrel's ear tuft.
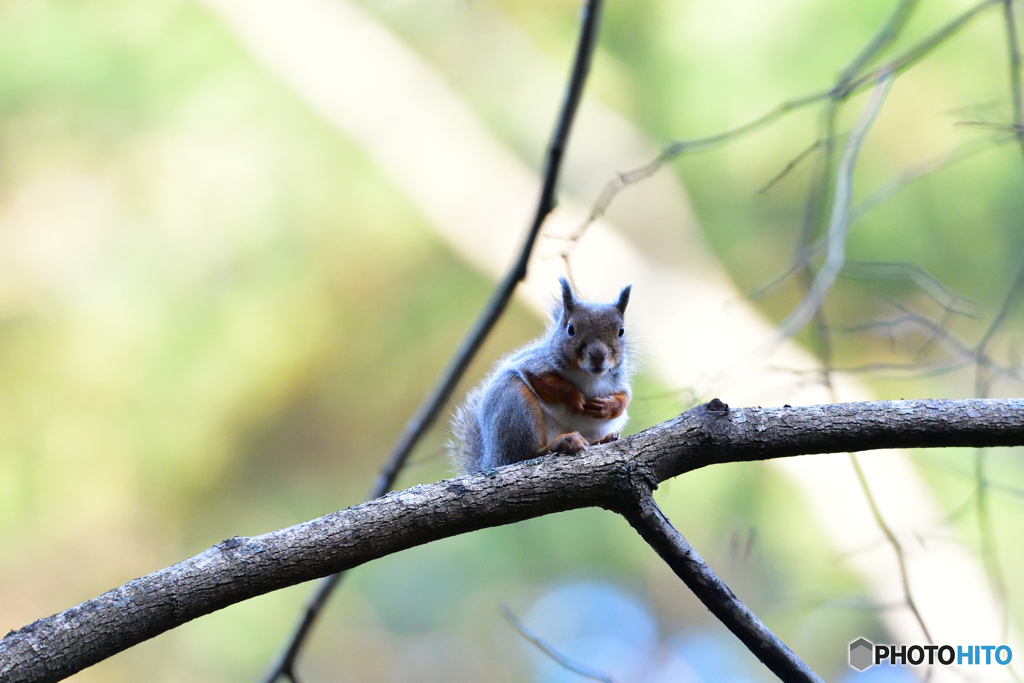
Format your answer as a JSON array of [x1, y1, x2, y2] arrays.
[[615, 284, 632, 314], [559, 277, 577, 314]]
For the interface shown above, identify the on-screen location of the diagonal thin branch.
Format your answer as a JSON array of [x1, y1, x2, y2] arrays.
[[778, 73, 894, 340], [259, 2, 607, 680], [793, 105, 940, 657], [771, 358, 975, 380], [836, 0, 920, 87], [850, 134, 1014, 223], [566, 0, 997, 257], [846, 0, 1002, 94], [840, 261, 976, 316], [500, 605, 616, 683], [835, 310, 980, 365], [976, 251, 1024, 396], [619, 490, 824, 683], [796, 102, 840, 391], [848, 453, 934, 643], [556, 89, 831, 249], [1001, 0, 1024, 159], [974, 447, 1011, 644], [973, 250, 1024, 651], [783, 0, 920, 322], [758, 137, 827, 195]]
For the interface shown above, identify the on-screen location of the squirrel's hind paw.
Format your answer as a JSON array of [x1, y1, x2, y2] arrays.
[[545, 432, 589, 455]]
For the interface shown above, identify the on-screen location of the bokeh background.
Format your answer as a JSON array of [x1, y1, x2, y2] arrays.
[[0, 0, 1022, 681]]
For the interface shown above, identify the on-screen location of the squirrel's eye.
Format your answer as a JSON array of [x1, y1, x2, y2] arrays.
[[566, 323, 576, 337], [618, 327, 625, 337]]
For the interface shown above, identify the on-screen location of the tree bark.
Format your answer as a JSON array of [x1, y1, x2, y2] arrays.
[[1, 398, 1022, 682]]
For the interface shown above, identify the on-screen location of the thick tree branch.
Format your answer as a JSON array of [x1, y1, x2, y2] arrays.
[[2, 398, 1023, 682], [618, 490, 824, 683]]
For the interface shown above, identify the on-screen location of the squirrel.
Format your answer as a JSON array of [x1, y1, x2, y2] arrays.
[[450, 277, 633, 472]]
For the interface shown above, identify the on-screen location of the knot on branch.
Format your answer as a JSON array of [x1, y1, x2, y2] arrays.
[[688, 399, 737, 445], [706, 398, 729, 413], [603, 453, 659, 512]]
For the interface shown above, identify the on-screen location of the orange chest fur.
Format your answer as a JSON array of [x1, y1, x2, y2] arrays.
[[523, 371, 628, 420]]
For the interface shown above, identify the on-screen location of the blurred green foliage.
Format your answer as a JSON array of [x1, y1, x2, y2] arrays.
[[0, 0, 1022, 681]]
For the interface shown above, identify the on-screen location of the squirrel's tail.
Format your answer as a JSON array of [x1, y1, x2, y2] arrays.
[[448, 387, 484, 473]]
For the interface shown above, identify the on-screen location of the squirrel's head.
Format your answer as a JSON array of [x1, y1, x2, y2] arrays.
[[557, 277, 631, 377]]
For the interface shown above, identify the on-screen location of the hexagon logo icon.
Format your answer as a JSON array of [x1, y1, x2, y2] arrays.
[[849, 638, 874, 671]]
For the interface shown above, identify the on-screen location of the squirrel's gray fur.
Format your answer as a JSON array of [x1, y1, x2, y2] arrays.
[[449, 278, 633, 472]]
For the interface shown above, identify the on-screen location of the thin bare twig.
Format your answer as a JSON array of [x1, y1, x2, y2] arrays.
[[500, 605, 616, 683], [973, 250, 1024, 649], [770, 358, 974, 379], [259, 2, 606, 680], [846, 0, 1002, 94], [932, 23, 1024, 595], [779, 74, 894, 339], [921, 458, 1024, 503], [748, 253, 814, 302], [1003, 0, 1024, 159], [850, 134, 1014, 223], [799, 102, 841, 389], [708, 0, 930, 371], [835, 312, 978, 363], [806, 105, 939, 650], [840, 261, 976, 316], [750, 251, 982, 318], [956, 120, 1024, 132], [849, 453, 935, 643], [751, 134, 1011, 307], [619, 490, 824, 683], [974, 448, 1010, 641], [758, 138, 827, 195], [568, 0, 995, 258], [976, 252, 1024, 396], [619, 0, 1006, 663], [836, 0, 920, 87], [794, 0, 921, 287], [779, 0, 920, 320], [554, 87, 832, 248], [794, 75, 976, 647]]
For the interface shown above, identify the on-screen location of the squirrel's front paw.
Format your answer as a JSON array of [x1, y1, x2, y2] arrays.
[[546, 432, 589, 455], [583, 397, 611, 419], [584, 395, 627, 419]]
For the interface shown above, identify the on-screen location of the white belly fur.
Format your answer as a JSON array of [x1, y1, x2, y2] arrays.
[[542, 403, 628, 444]]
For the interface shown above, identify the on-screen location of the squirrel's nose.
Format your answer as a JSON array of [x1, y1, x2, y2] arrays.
[[587, 345, 607, 367]]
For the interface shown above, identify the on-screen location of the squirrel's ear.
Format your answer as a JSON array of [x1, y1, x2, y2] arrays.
[[615, 284, 632, 314], [559, 277, 577, 314]]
